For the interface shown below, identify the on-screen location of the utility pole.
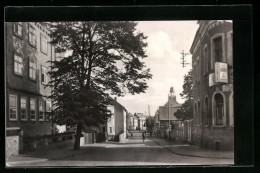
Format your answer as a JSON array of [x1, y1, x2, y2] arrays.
[[180, 50, 190, 68], [148, 105, 150, 117]]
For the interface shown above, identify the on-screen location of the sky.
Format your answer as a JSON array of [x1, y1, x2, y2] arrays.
[[116, 21, 199, 116]]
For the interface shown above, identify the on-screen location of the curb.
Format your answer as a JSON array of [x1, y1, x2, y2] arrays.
[[6, 146, 102, 166], [152, 139, 233, 159], [7, 158, 49, 166]]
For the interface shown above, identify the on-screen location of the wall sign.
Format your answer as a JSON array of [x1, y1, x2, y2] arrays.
[[215, 62, 228, 83]]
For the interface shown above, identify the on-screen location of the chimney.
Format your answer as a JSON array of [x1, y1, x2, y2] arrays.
[[114, 97, 117, 101]]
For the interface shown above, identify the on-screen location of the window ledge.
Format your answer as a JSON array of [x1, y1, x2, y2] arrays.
[[212, 125, 226, 128], [28, 78, 37, 83], [9, 119, 18, 121], [13, 73, 23, 78], [29, 42, 37, 49], [13, 33, 23, 40]]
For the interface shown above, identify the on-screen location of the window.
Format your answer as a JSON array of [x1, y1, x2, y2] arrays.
[[21, 97, 27, 120], [41, 66, 48, 84], [160, 121, 167, 128], [29, 58, 37, 80], [109, 127, 112, 133], [9, 95, 17, 120], [13, 22, 22, 37], [39, 101, 45, 121], [30, 98, 36, 121], [40, 34, 48, 54], [213, 37, 223, 62], [46, 100, 52, 121], [215, 94, 224, 125], [29, 24, 36, 47], [204, 46, 208, 74], [14, 54, 23, 75]]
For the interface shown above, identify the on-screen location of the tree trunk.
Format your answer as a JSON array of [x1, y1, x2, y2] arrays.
[[74, 123, 83, 150]]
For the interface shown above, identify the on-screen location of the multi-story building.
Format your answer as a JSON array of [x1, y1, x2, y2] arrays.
[[189, 20, 233, 151], [5, 22, 55, 154]]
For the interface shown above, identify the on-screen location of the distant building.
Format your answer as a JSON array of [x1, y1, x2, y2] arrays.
[[189, 20, 233, 150], [153, 110, 160, 135], [157, 88, 182, 138], [126, 112, 139, 130], [135, 113, 148, 131], [106, 98, 127, 141]]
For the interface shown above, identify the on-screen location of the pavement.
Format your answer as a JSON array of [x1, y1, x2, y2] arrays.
[[152, 137, 234, 159], [6, 136, 233, 167]]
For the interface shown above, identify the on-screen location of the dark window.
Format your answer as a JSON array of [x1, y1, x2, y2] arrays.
[[40, 34, 48, 54], [13, 22, 22, 37], [29, 25, 36, 47], [21, 97, 27, 120], [9, 95, 17, 120], [14, 54, 23, 75], [215, 94, 224, 125], [41, 66, 48, 84], [214, 37, 223, 62], [39, 101, 45, 121], [46, 100, 52, 121], [30, 99, 36, 121], [29, 58, 37, 80], [160, 121, 167, 129]]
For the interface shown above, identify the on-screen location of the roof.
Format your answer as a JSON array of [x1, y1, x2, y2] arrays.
[[159, 106, 181, 121]]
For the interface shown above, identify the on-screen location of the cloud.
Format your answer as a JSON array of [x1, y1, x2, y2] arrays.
[[117, 21, 198, 115]]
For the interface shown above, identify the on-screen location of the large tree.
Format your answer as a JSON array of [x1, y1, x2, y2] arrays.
[[174, 69, 193, 120], [46, 22, 152, 150]]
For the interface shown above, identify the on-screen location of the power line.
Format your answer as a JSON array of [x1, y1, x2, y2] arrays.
[[180, 50, 190, 68]]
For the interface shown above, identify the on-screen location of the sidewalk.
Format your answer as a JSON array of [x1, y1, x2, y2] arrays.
[[152, 137, 234, 159], [6, 140, 106, 166]]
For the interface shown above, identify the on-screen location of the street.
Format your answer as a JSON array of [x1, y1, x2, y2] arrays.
[[8, 136, 234, 167]]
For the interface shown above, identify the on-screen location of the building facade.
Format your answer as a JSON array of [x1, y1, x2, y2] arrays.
[[126, 112, 139, 130], [157, 88, 182, 138], [5, 22, 57, 156], [106, 98, 127, 141], [189, 20, 233, 150], [5, 22, 55, 137]]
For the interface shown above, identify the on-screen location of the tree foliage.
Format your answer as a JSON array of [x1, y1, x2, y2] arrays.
[[145, 117, 154, 132], [174, 69, 193, 120], [46, 21, 152, 149]]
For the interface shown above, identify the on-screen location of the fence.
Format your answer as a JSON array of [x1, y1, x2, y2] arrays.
[[23, 132, 75, 151]]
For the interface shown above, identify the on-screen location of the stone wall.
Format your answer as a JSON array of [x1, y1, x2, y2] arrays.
[[6, 136, 20, 159]]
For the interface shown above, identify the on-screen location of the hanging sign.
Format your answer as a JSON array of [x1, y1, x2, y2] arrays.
[[215, 62, 228, 83]]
